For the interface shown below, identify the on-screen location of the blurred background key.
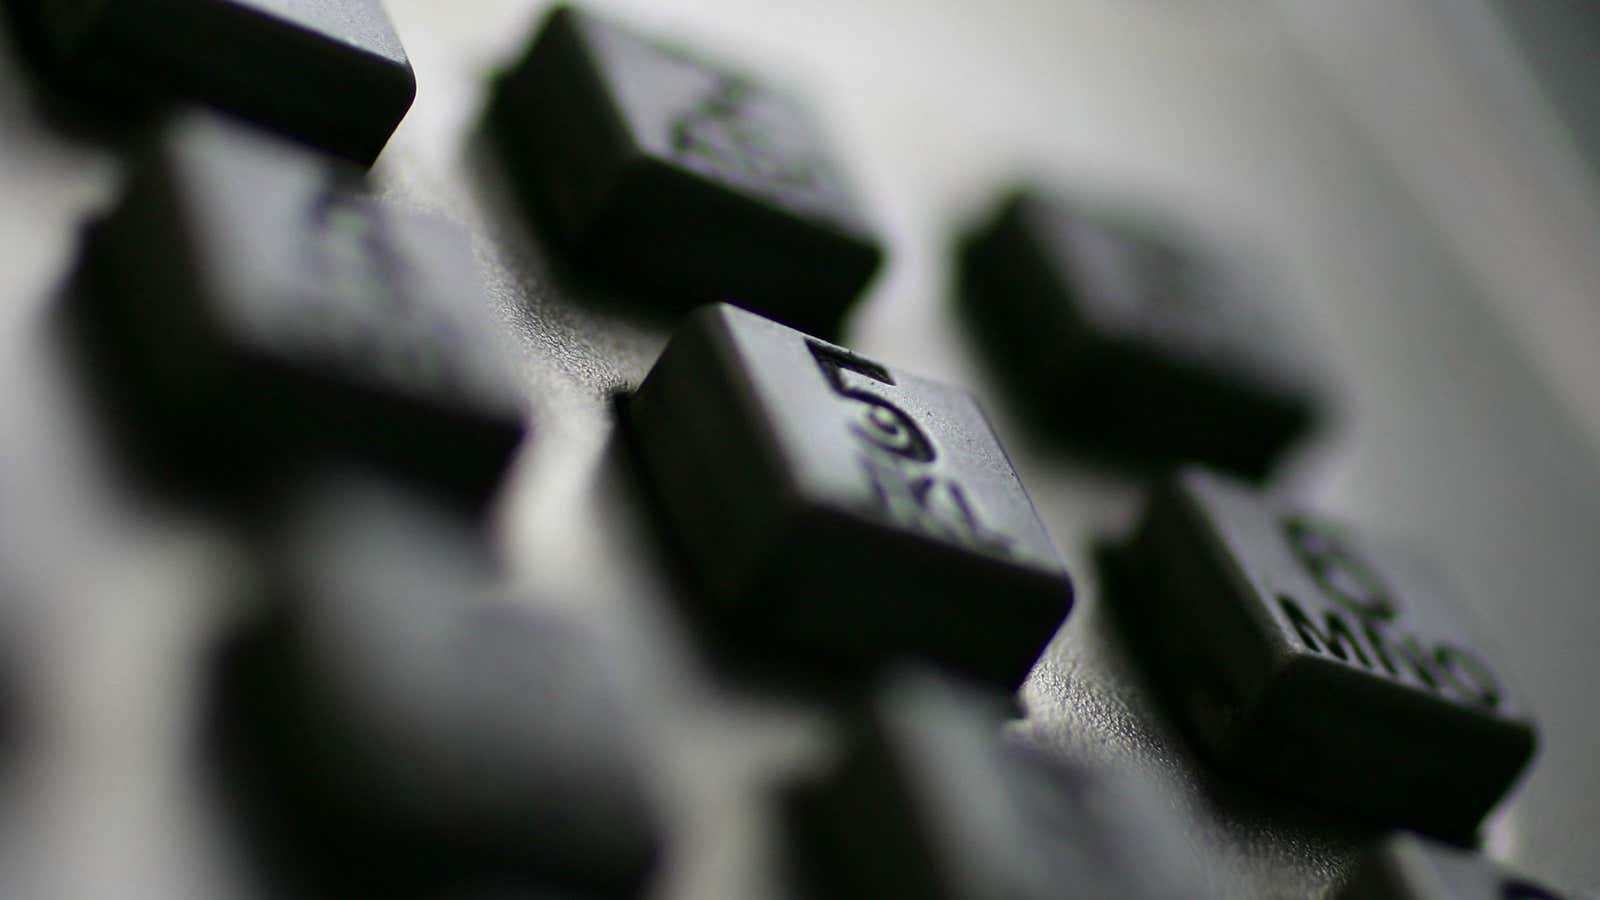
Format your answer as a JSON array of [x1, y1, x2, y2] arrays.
[[0, 0, 415, 165], [957, 189, 1328, 479], [213, 474, 664, 898], [486, 4, 882, 337], [71, 112, 528, 508], [785, 669, 1203, 900]]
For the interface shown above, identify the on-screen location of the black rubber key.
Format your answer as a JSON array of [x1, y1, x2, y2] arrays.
[[76, 113, 526, 505], [786, 670, 1202, 900], [1335, 833, 1592, 900], [1109, 468, 1536, 840], [628, 304, 1073, 689], [958, 190, 1327, 478], [3, 0, 414, 165], [487, 5, 882, 337], [218, 476, 662, 898]]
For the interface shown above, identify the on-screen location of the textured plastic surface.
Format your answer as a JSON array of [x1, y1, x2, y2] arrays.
[[75, 113, 527, 504], [1335, 833, 1595, 900], [1114, 468, 1537, 840], [628, 304, 1072, 688], [487, 6, 881, 337]]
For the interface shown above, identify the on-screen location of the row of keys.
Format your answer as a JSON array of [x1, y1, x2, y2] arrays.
[[487, 6, 1328, 478], [205, 479, 1571, 900], [6, 0, 1328, 477], [789, 672, 1578, 900], [627, 309, 1536, 841], [198, 473, 1573, 900]]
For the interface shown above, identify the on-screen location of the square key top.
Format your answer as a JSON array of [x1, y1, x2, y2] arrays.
[[786, 670, 1202, 900], [1112, 468, 1536, 840], [487, 5, 882, 337], [220, 476, 662, 897], [78, 113, 526, 505], [1335, 834, 1594, 900], [627, 304, 1073, 689], [7, 0, 414, 165], [958, 190, 1327, 478]]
